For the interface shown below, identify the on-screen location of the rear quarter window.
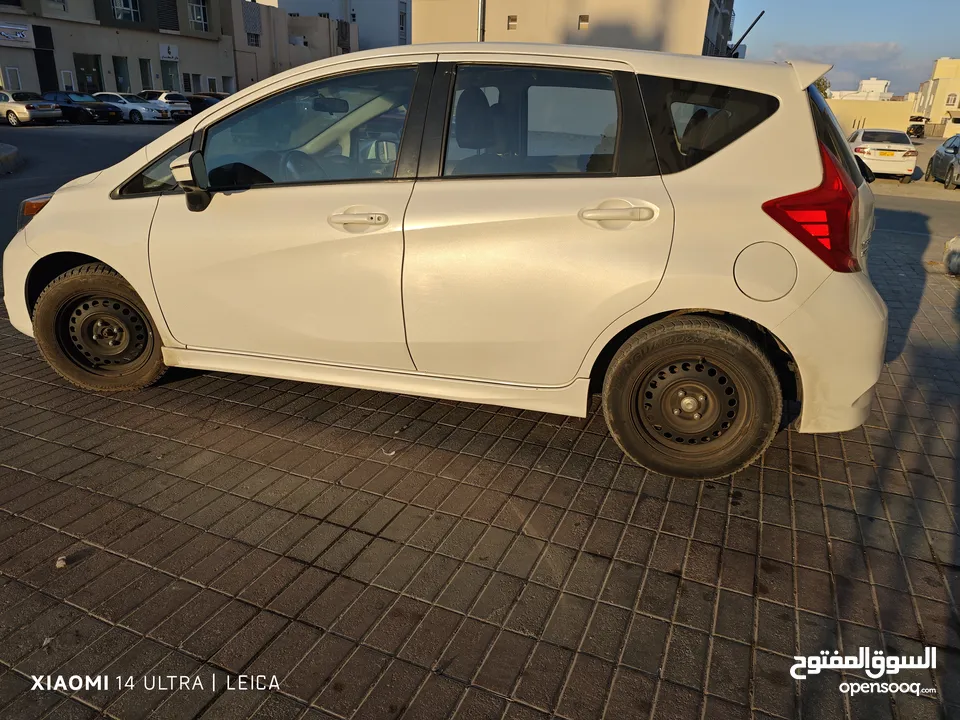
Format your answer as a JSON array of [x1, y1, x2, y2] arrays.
[[807, 87, 864, 186], [637, 75, 780, 173]]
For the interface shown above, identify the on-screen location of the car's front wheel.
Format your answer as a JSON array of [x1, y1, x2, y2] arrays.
[[6, 111, 20, 127], [33, 263, 167, 391], [129, 110, 142, 124], [602, 317, 782, 480]]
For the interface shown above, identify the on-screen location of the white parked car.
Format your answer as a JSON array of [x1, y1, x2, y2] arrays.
[[137, 90, 192, 122], [847, 128, 918, 183], [93, 92, 171, 123], [2, 43, 888, 480]]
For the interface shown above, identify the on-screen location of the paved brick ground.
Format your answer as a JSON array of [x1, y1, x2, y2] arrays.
[[0, 223, 958, 720]]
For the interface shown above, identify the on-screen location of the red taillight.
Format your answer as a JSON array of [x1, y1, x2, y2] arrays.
[[762, 143, 860, 273], [24, 104, 36, 110], [853, 146, 868, 155], [904, 150, 918, 157]]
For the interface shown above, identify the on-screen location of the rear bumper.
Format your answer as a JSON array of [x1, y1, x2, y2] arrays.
[[20, 108, 62, 121], [774, 271, 888, 434], [862, 156, 916, 176]]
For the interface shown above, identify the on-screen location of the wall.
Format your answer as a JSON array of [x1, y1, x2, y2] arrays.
[[413, 0, 712, 55], [826, 98, 914, 135], [0, 11, 234, 92], [278, 0, 405, 50]]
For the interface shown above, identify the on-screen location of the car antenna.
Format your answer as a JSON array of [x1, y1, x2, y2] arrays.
[[727, 10, 764, 58]]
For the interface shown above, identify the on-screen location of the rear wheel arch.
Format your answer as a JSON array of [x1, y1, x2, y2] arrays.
[[588, 309, 802, 428]]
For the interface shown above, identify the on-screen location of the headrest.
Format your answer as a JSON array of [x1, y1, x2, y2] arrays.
[[455, 88, 494, 150]]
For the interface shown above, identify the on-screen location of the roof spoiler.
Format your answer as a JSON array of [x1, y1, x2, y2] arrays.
[[786, 60, 834, 90]]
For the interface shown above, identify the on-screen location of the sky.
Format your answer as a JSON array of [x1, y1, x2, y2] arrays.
[[732, 0, 955, 94]]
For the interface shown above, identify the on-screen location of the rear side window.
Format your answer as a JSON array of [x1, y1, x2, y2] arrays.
[[861, 130, 911, 144], [807, 87, 864, 186], [638, 75, 780, 173]]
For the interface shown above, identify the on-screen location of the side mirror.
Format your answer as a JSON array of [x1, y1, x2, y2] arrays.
[[170, 151, 212, 211], [855, 155, 875, 184], [947, 147, 959, 156], [313, 96, 348, 114]]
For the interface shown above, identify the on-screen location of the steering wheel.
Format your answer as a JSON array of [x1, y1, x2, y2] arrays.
[[280, 150, 326, 182]]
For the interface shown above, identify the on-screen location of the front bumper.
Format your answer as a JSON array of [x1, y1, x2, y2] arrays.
[[774, 271, 888, 434], [2, 229, 38, 338]]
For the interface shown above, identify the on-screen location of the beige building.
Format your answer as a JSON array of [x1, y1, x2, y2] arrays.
[[412, 0, 736, 57], [915, 57, 960, 126], [220, 0, 358, 90], [0, 0, 235, 94], [826, 98, 914, 135]]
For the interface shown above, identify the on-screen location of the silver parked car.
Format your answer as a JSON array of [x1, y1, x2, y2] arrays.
[[93, 92, 172, 123], [0, 90, 62, 126]]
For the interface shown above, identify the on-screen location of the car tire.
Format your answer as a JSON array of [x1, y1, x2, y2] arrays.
[[6, 111, 20, 127], [900, 174, 913, 184], [946, 167, 958, 191], [924, 161, 934, 182], [602, 316, 782, 480], [33, 263, 167, 392], [129, 110, 142, 124]]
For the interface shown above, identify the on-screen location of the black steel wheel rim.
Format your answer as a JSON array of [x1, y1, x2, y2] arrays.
[[55, 293, 153, 376], [633, 357, 745, 455]]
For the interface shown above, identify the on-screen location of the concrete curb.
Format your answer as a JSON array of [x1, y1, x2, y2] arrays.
[[0, 143, 23, 175]]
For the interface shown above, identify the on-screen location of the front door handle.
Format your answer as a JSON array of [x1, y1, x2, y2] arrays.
[[329, 212, 389, 226], [579, 206, 655, 222]]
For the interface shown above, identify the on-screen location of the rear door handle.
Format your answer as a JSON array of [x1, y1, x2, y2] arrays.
[[329, 212, 389, 226], [579, 206, 655, 222]]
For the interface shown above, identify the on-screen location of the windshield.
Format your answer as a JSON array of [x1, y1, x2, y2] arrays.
[[12, 92, 43, 102], [68, 93, 98, 102], [861, 131, 912, 145], [165, 93, 187, 102], [121, 94, 144, 103]]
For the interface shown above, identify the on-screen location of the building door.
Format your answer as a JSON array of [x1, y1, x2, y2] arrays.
[[160, 59, 179, 91], [206, 76, 217, 92], [221, 76, 235, 93], [138, 58, 152, 90], [32, 25, 58, 93], [3, 67, 21, 91], [73, 53, 103, 93], [60, 70, 75, 91], [191, 73, 201, 92], [112, 56, 130, 92]]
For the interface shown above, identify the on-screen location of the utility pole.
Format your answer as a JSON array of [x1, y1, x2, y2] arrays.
[[477, 0, 486, 41]]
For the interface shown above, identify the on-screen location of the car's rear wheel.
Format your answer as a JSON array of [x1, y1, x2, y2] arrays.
[[900, 174, 913, 184], [6, 111, 20, 127], [946, 167, 958, 191], [33, 264, 167, 392], [924, 160, 935, 182], [129, 110, 142, 124], [602, 317, 782, 480]]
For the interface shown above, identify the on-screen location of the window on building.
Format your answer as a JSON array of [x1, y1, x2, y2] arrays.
[[188, 0, 209, 31], [947, 93, 958, 107], [112, 0, 141, 22], [578, 14, 589, 30], [288, 11, 298, 16], [182, 73, 191, 92], [507, 15, 517, 30], [399, 2, 406, 41], [247, 32, 260, 47], [350, 11, 356, 22], [318, 11, 329, 18]]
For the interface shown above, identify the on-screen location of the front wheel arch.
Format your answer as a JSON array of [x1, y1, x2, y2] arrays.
[[26, 252, 108, 317]]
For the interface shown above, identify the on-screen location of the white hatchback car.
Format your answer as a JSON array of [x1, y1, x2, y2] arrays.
[[847, 128, 918, 182], [3, 43, 889, 480], [93, 92, 171, 123]]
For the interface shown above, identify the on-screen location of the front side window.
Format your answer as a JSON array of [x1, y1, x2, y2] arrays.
[[120, 138, 191, 195], [188, 0, 208, 32], [443, 65, 620, 177], [112, 0, 141, 22], [202, 66, 418, 190], [639, 75, 780, 174]]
